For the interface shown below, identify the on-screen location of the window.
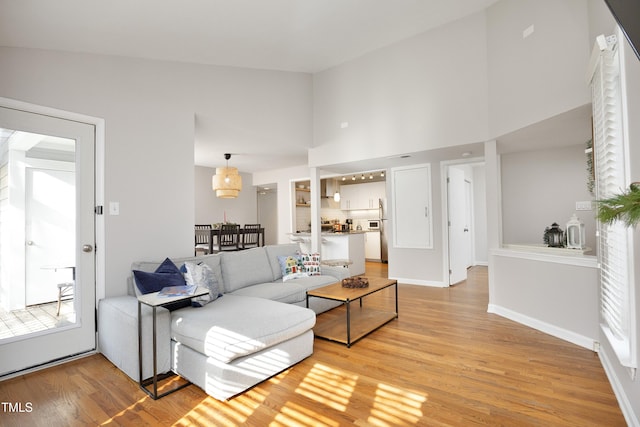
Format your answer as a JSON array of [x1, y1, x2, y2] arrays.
[[589, 33, 637, 370]]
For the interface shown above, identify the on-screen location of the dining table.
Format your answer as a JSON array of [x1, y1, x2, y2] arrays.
[[206, 227, 265, 253]]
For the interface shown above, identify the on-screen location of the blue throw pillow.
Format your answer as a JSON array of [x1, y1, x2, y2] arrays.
[[133, 258, 186, 294]]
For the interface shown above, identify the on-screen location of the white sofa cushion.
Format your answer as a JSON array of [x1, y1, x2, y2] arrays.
[[170, 294, 315, 364], [264, 243, 299, 280], [229, 281, 306, 303], [219, 248, 273, 292]]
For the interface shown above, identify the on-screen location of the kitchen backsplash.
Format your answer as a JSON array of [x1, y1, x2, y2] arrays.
[[295, 198, 380, 232]]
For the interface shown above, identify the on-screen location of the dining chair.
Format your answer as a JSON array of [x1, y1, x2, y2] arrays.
[[241, 224, 262, 249], [214, 223, 240, 252], [195, 224, 212, 255]]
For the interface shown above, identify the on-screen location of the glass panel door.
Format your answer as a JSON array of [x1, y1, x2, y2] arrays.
[[0, 106, 96, 377]]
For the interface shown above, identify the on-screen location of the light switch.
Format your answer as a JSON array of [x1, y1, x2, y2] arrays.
[[109, 201, 120, 215], [576, 201, 593, 211]]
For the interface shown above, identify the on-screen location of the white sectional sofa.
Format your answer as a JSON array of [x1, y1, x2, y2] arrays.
[[98, 243, 347, 401]]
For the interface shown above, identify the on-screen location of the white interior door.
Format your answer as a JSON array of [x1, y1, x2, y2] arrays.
[[447, 166, 469, 285], [0, 106, 96, 377], [26, 168, 76, 305]]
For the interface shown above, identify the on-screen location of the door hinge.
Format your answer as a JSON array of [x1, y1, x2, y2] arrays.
[[95, 205, 103, 215], [449, 269, 452, 275]]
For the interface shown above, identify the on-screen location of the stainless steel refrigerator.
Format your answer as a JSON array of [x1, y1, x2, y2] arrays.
[[379, 198, 388, 263]]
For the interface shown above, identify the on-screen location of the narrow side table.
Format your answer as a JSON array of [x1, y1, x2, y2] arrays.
[[137, 287, 208, 399]]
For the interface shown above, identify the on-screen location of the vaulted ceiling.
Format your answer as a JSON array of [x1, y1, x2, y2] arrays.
[[1, 0, 505, 173]]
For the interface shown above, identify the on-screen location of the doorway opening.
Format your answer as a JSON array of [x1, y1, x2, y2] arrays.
[[443, 161, 487, 286]]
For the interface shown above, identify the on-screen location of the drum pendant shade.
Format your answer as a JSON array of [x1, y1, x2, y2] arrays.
[[212, 154, 242, 198]]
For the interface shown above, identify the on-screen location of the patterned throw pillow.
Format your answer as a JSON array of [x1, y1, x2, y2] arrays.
[[300, 253, 321, 276], [277, 255, 308, 282], [182, 262, 221, 307]]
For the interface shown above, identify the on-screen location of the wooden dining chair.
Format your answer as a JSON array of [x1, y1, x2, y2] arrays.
[[214, 223, 240, 252], [194, 224, 212, 255], [241, 224, 262, 249]]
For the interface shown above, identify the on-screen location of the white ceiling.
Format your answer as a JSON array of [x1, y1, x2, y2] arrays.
[[5, 0, 551, 176], [0, 0, 499, 73]]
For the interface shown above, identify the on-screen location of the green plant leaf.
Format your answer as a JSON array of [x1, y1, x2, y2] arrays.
[[596, 183, 640, 227]]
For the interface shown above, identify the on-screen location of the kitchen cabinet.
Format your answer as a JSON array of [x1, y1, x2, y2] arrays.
[[392, 164, 432, 249], [365, 230, 381, 261], [340, 181, 386, 210]]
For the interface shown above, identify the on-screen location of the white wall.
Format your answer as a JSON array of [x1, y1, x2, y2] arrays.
[[310, 11, 489, 168], [501, 145, 596, 252], [257, 191, 278, 246], [473, 164, 488, 265], [490, 252, 599, 349], [486, 0, 591, 138], [0, 47, 312, 297], [194, 166, 257, 226]]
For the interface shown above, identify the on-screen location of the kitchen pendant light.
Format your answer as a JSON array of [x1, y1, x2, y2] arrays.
[[333, 178, 341, 202], [212, 153, 242, 198]]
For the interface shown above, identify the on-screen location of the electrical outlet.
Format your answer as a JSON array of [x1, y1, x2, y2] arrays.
[[576, 201, 593, 211]]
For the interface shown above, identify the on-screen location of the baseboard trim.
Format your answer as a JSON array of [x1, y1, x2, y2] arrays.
[[390, 277, 447, 287], [599, 346, 640, 427], [487, 304, 596, 351]]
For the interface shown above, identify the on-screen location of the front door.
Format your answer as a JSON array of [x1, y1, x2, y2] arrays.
[[0, 105, 96, 377]]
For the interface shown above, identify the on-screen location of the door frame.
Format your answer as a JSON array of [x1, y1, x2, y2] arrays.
[[0, 97, 105, 374], [441, 157, 484, 286]]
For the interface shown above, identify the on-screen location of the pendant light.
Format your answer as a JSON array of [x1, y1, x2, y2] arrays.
[[212, 153, 242, 198], [333, 178, 341, 202]]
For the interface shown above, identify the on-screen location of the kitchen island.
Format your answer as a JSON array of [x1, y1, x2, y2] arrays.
[[289, 231, 365, 276]]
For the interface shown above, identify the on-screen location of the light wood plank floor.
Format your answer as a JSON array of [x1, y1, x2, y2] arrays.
[[0, 264, 626, 426]]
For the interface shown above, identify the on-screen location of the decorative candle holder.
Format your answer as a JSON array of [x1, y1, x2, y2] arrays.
[[566, 214, 586, 249]]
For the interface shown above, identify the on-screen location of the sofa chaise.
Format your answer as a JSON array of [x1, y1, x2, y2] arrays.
[[98, 243, 348, 400]]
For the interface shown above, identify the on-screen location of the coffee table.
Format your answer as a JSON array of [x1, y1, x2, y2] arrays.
[[306, 277, 398, 347]]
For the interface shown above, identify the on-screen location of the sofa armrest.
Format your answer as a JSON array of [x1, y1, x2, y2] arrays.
[[321, 265, 351, 281], [98, 296, 171, 381]]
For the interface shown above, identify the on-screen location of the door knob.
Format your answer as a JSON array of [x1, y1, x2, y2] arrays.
[[82, 244, 94, 253], [26, 240, 34, 246]]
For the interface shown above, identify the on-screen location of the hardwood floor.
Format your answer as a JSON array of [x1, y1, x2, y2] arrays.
[[0, 263, 625, 426]]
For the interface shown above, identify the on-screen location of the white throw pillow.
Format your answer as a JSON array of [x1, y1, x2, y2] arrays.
[[183, 262, 221, 306]]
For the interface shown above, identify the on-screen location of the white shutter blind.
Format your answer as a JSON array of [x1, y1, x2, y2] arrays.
[[590, 34, 636, 368]]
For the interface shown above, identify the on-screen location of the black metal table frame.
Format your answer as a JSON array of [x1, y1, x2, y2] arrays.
[[137, 290, 206, 400], [306, 279, 398, 348]]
